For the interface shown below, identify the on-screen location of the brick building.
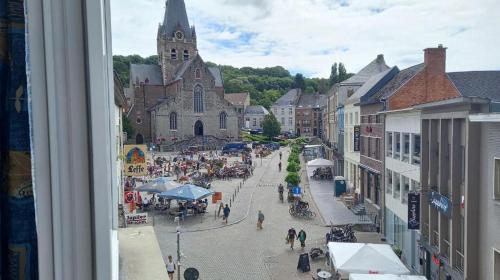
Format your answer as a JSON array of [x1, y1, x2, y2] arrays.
[[295, 93, 327, 138]]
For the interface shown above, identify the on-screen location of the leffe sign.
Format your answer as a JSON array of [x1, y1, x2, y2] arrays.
[[428, 191, 452, 218]]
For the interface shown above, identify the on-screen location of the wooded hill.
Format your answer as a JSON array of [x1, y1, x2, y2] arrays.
[[113, 55, 353, 108]]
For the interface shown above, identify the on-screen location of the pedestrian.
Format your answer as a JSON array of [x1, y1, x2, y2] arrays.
[[279, 151, 282, 160], [166, 255, 175, 280], [257, 210, 265, 229], [287, 227, 297, 250], [297, 229, 307, 249], [223, 204, 230, 224], [278, 161, 282, 172], [217, 202, 224, 217]]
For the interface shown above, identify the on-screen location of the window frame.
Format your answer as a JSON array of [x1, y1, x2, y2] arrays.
[[27, 0, 116, 278], [171, 48, 177, 60], [170, 112, 178, 130], [494, 158, 500, 200], [219, 111, 227, 129], [193, 84, 204, 113]]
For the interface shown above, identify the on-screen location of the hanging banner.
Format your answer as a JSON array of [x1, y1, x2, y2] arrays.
[[428, 191, 452, 218], [408, 192, 420, 230], [124, 144, 147, 176], [353, 125, 361, 152]]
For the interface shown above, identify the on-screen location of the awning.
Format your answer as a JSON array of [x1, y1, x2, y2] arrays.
[[359, 163, 381, 175]]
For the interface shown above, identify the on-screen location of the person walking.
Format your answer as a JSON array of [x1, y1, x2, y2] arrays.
[[287, 227, 297, 250], [223, 204, 230, 224], [257, 210, 265, 229], [278, 161, 282, 172], [297, 229, 307, 250], [165, 255, 176, 280], [279, 151, 282, 160]]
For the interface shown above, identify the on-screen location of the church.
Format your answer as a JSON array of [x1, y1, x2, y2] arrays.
[[125, 0, 239, 147]]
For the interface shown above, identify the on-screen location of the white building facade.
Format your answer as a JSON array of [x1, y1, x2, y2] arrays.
[[384, 109, 422, 273], [271, 88, 300, 134], [344, 102, 361, 193]]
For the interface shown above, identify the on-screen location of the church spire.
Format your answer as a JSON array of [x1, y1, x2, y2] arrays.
[[161, 0, 193, 39]]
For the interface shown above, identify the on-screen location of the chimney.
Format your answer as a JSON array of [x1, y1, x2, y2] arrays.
[[424, 44, 447, 74]]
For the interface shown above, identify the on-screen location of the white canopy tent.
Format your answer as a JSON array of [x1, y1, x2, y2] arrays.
[[349, 274, 427, 280], [307, 158, 335, 167], [328, 243, 410, 279]]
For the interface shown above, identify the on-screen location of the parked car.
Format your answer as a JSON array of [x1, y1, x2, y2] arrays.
[[222, 142, 247, 155]]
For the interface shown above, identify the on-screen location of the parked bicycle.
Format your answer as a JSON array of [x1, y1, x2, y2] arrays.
[[289, 204, 316, 219]]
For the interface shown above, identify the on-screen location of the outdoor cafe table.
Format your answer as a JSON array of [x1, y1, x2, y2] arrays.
[[317, 270, 332, 279]]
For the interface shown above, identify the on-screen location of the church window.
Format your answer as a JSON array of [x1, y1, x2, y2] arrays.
[[195, 68, 201, 79], [170, 112, 177, 130], [193, 85, 204, 113], [183, 50, 189, 61], [136, 117, 142, 124], [219, 112, 227, 129], [170, 49, 177, 60]]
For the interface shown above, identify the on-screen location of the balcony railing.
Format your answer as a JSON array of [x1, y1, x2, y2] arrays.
[[431, 230, 439, 248], [455, 250, 464, 273], [442, 239, 451, 261]]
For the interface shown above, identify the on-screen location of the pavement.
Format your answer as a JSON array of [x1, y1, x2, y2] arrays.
[[119, 226, 168, 280], [305, 166, 369, 226]]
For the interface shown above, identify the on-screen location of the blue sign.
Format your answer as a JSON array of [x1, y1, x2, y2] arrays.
[[292, 187, 302, 195], [428, 191, 452, 217]]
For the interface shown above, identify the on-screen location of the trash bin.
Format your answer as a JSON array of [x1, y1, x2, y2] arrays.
[[297, 253, 310, 272]]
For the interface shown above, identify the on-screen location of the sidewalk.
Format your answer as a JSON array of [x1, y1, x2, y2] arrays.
[[304, 166, 371, 226], [119, 226, 168, 280]]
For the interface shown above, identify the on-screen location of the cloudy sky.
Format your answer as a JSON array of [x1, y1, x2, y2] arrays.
[[111, 0, 500, 78]]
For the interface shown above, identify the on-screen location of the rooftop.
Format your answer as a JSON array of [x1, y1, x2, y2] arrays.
[[347, 67, 397, 105], [224, 92, 249, 106], [245, 105, 269, 115], [447, 71, 500, 102], [273, 88, 301, 106], [341, 54, 391, 85], [361, 63, 425, 105], [297, 93, 327, 108], [130, 64, 164, 86]]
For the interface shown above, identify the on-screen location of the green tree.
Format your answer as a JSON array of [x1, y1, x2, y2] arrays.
[[285, 172, 300, 186], [339, 63, 348, 82], [293, 73, 306, 91], [122, 116, 134, 140], [329, 62, 338, 86], [262, 114, 281, 139]]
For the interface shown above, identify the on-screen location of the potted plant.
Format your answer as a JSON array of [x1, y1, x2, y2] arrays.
[[393, 246, 403, 259]]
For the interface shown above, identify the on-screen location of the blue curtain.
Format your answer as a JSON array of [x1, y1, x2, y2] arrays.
[[0, 0, 38, 278]]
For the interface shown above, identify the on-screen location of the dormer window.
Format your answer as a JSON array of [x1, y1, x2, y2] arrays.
[[183, 50, 189, 61], [170, 49, 177, 60], [195, 68, 201, 79]]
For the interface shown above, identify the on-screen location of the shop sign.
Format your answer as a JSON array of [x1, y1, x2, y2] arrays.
[[125, 213, 148, 225], [212, 192, 222, 204], [428, 191, 452, 217], [124, 191, 134, 203], [124, 145, 147, 176], [353, 125, 361, 151], [293, 186, 302, 197], [408, 193, 420, 230]]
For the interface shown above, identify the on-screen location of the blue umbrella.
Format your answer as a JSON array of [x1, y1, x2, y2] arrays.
[[135, 177, 180, 193], [159, 184, 215, 201]]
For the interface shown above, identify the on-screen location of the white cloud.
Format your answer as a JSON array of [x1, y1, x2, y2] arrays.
[[111, 0, 500, 78]]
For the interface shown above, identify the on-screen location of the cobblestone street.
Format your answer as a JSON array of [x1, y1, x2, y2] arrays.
[[154, 148, 329, 279]]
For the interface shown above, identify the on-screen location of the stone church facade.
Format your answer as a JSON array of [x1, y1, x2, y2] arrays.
[[126, 0, 239, 145]]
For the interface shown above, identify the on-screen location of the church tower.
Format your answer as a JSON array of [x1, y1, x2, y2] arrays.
[[157, 0, 198, 84]]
